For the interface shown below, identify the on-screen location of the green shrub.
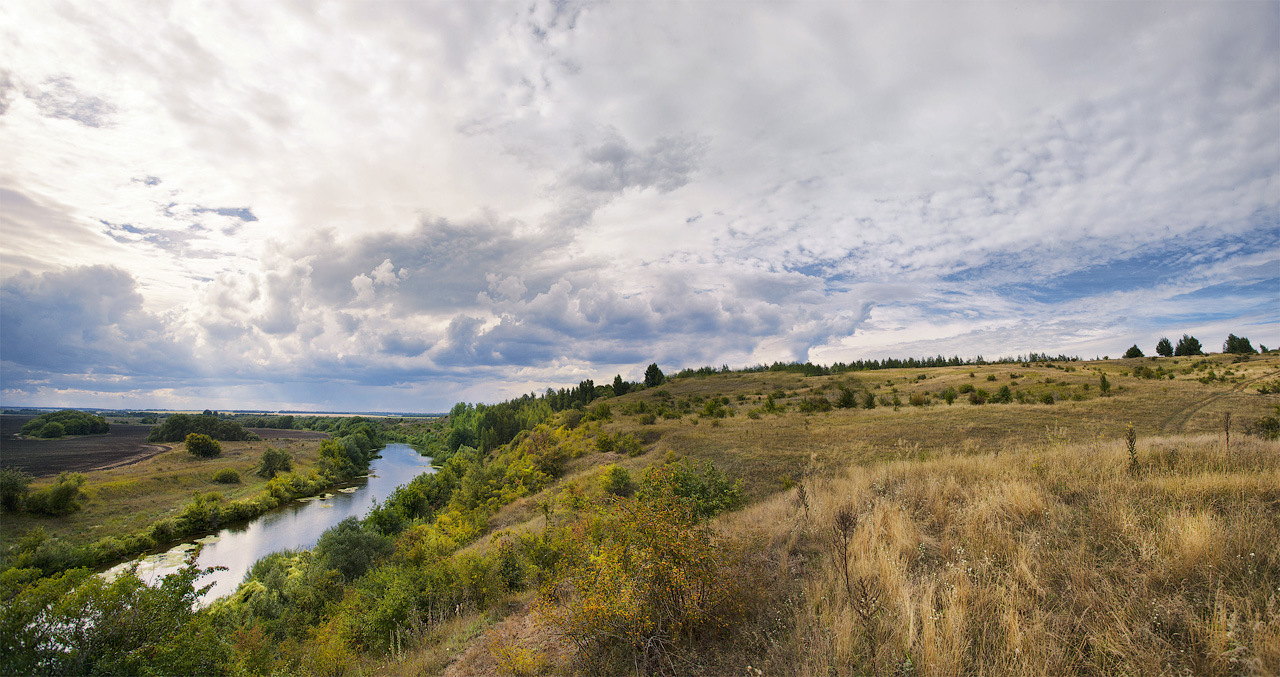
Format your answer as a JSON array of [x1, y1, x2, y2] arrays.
[[1, 467, 33, 511], [638, 412, 657, 425], [38, 422, 66, 439], [1040, 392, 1056, 405], [992, 385, 1013, 404], [258, 446, 292, 478], [909, 392, 929, 407], [186, 433, 222, 458], [602, 465, 636, 497], [958, 383, 975, 394], [968, 389, 988, 405], [942, 387, 957, 405], [617, 433, 644, 457], [314, 516, 393, 582], [797, 395, 833, 412], [25, 473, 87, 516], [213, 468, 241, 484]]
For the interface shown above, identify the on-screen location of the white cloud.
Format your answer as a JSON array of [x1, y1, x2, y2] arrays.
[[1, 1, 1276, 410]]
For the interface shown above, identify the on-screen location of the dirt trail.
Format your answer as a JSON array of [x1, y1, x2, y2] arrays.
[[1158, 368, 1280, 434]]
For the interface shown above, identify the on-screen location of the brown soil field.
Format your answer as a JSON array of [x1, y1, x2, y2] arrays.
[[1, 416, 330, 477], [1, 417, 166, 477]]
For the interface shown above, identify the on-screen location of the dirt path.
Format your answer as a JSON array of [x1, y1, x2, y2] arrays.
[[1158, 368, 1280, 434]]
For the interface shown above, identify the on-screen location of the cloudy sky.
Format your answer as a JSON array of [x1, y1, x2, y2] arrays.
[[1, 1, 1277, 413]]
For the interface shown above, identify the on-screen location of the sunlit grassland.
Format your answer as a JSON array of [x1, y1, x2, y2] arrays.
[[726, 431, 1278, 675], [397, 353, 1279, 675], [3, 436, 328, 549]]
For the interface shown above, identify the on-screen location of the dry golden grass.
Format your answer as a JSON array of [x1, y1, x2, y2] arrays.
[[392, 354, 1279, 676], [739, 432, 1279, 676]]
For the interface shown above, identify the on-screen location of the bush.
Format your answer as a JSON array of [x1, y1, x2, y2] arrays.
[[638, 461, 743, 519], [186, 433, 222, 458], [992, 385, 1013, 404], [958, 383, 975, 394], [602, 465, 636, 497], [941, 387, 957, 405], [38, 422, 66, 439], [25, 473, 87, 516], [314, 517, 393, 582], [213, 468, 241, 484], [909, 392, 929, 407], [968, 389, 988, 405], [638, 412, 656, 425], [535, 484, 747, 673], [1040, 392, 1056, 405], [258, 446, 292, 478], [1, 467, 33, 511], [798, 395, 833, 412]]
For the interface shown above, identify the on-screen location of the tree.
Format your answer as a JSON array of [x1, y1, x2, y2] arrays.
[[0, 467, 33, 511], [1099, 373, 1111, 396], [1123, 344, 1144, 358], [1224, 334, 1257, 354], [38, 422, 65, 439], [1174, 334, 1203, 356], [1155, 337, 1173, 357], [258, 446, 292, 478], [185, 433, 222, 458], [612, 374, 629, 397], [644, 363, 665, 388]]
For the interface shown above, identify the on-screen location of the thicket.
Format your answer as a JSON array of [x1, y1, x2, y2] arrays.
[[19, 410, 108, 438], [147, 414, 258, 443]]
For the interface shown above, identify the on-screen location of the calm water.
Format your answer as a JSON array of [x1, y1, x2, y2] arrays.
[[104, 443, 434, 602]]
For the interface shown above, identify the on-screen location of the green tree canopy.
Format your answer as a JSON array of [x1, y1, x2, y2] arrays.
[[1224, 334, 1257, 354], [1123, 344, 1144, 358], [1174, 334, 1203, 356], [258, 446, 293, 478], [20, 410, 109, 437], [1155, 337, 1173, 357], [644, 363, 665, 388]]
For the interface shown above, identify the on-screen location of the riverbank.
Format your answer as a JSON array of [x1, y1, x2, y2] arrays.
[[2, 434, 344, 576], [104, 443, 437, 602]]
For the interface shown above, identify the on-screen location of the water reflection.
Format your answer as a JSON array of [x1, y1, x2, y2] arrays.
[[104, 443, 434, 602]]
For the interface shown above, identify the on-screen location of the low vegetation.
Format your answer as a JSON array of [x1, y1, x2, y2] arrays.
[[1, 347, 1277, 676]]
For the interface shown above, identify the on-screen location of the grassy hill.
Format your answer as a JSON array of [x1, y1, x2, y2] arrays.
[[395, 352, 1279, 676], [3, 352, 1276, 676]]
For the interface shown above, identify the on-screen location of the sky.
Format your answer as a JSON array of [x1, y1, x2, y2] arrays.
[[1, 1, 1278, 413]]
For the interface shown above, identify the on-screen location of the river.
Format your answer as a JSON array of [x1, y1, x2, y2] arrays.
[[103, 443, 435, 603]]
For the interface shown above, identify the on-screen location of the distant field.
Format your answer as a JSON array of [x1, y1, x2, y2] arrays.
[[0, 416, 330, 477], [1, 416, 166, 477]]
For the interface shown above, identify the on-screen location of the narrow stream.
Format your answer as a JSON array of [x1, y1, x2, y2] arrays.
[[103, 443, 434, 603]]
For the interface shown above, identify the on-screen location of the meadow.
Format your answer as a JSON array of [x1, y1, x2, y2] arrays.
[[1, 352, 1276, 676], [2, 430, 330, 551], [401, 352, 1280, 676]]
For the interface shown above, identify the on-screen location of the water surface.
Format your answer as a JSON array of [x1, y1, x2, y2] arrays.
[[104, 443, 434, 602]]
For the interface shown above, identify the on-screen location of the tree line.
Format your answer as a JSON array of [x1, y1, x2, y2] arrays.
[[1123, 332, 1265, 359]]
